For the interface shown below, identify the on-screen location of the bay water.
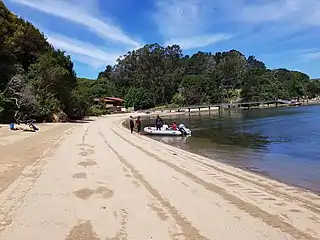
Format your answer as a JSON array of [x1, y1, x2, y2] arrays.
[[143, 105, 320, 193]]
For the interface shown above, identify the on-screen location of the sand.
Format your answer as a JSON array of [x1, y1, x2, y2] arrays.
[[0, 114, 319, 240]]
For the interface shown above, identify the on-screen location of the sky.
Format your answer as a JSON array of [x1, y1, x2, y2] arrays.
[[3, 0, 320, 79]]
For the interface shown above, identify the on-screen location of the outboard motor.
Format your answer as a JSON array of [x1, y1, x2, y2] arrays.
[[178, 124, 187, 136]]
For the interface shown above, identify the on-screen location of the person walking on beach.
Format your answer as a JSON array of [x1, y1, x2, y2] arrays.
[[129, 116, 134, 133], [136, 116, 142, 134], [155, 115, 163, 130]]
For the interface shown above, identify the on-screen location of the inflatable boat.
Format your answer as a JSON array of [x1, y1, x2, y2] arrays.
[[143, 124, 191, 136]]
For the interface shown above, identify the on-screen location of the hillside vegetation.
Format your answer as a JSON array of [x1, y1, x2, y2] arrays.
[[94, 45, 320, 110], [0, 1, 83, 122], [1, 1, 320, 123]]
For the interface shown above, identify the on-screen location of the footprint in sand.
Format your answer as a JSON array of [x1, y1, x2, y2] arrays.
[[73, 187, 114, 200], [78, 159, 97, 168], [72, 172, 87, 179], [78, 148, 95, 157], [65, 220, 100, 240]]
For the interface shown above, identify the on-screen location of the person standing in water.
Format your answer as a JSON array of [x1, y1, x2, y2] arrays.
[[136, 116, 142, 134], [129, 116, 134, 133], [155, 115, 163, 130]]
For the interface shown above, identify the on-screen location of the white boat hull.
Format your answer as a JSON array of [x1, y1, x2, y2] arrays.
[[143, 125, 191, 136]]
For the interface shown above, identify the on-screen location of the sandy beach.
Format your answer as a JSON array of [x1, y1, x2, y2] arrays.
[[0, 115, 319, 240]]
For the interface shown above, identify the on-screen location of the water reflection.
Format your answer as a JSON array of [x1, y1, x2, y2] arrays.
[[144, 110, 271, 150], [143, 105, 320, 193]]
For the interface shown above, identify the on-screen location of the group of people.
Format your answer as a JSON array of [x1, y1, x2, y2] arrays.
[[156, 115, 178, 131], [129, 116, 142, 134], [129, 115, 179, 134]]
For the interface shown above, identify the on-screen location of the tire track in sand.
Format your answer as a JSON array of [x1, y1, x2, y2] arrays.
[[97, 127, 209, 240], [111, 128, 317, 240]]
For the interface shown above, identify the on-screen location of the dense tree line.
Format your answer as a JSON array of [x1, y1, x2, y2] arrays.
[[95, 44, 320, 110], [2, 1, 320, 123]]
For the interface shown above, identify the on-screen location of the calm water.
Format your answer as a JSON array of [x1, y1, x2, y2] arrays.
[[143, 105, 320, 193]]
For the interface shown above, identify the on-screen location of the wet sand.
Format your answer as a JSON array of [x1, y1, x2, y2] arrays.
[[0, 115, 319, 239]]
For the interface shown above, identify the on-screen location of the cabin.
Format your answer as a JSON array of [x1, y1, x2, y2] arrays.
[[93, 97, 126, 112]]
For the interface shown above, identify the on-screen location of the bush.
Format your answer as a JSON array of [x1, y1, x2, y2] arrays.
[[171, 93, 186, 106], [88, 105, 107, 116], [124, 87, 154, 110]]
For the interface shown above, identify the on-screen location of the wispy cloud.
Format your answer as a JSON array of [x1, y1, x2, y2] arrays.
[[236, 0, 320, 26], [46, 34, 123, 68], [300, 50, 320, 61], [153, 0, 232, 49], [9, 0, 141, 47], [235, 0, 320, 48], [165, 34, 232, 50], [153, 0, 320, 47]]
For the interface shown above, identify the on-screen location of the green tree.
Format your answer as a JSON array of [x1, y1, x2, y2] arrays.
[[124, 87, 154, 110], [26, 50, 77, 120], [69, 81, 93, 119], [90, 78, 117, 98], [171, 92, 186, 106]]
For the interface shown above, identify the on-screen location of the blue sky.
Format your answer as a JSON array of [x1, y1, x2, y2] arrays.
[[4, 0, 320, 79]]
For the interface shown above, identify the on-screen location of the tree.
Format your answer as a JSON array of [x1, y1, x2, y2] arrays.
[[214, 50, 247, 102], [2, 67, 39, 122], [307, 80, 320, 98], [69, 81, 93, 119], [171, 92, 186, 106], [27, 50, 77, 120], [124, 87, 154, 110], [113, 43, 183, 106], [90, 78, 117, 98], [98, 65, 113, 79]]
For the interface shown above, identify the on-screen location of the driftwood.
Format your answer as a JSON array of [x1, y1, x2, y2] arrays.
[[2, 74, 39, 123]]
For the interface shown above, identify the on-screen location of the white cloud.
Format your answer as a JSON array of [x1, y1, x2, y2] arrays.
[[46, 33, 123, 68], [153, 0, 320, 46], [165, 34, 232, 50], [235, 0, 320, 27], [153, 0, 231, 48], [9, 0, 140, 47], [237, 1, 300, 23], [153, 0, 209, 38], [301, 50, 320, 61]]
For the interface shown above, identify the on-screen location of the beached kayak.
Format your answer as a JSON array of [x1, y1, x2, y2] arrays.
[[143, 124, 191, 136]]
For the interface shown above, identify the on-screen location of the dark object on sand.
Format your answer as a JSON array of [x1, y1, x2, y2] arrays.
[[9, 120, 39, 132], [129, 116, 134, 133]]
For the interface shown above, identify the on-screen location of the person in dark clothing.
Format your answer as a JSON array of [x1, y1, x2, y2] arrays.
[[136, 116, 142, 134], [129, 116, 134, 133], [155, 115, 163, 130]]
